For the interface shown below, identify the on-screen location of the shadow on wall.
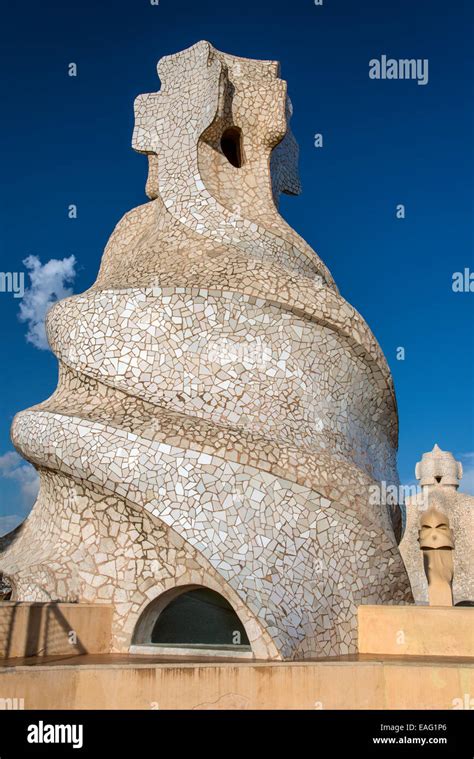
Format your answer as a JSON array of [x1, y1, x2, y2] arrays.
[[0, 603, 88, 659]]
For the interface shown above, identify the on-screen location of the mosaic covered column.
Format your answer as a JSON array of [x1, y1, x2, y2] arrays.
[[0, 42, 412, 658]]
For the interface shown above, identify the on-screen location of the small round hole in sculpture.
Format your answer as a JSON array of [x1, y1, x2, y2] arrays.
[[220, 127, 243, 168]]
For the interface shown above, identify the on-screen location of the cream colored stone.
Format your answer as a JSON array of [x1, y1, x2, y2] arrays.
[[0, 656, 471, 710], [358, 604, 474, 657], [400, 445, 473, 605], [419, 507, 455, 606]]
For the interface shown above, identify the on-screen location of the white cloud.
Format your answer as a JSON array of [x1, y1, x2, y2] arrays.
[[0, 451, 39, 511], [18, 255, 76, 350], [0, 514, 24, 536], [458, 452, 474, 495]]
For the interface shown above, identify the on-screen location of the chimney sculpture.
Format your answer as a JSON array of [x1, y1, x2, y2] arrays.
[[1, 42, 411, 658]]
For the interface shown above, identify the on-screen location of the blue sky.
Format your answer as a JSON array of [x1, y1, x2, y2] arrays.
[[0, 0, 473, 532]]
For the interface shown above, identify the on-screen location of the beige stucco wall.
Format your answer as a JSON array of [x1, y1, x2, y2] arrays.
[[0, 603, 113, 658], [0, 603, 472, 709], [358, 605, 474, 658], [0, 658, 471, 710]]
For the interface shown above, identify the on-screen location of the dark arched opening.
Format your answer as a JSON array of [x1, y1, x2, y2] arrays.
[[152, 587, 250, 648], [220, 127, 243, 168], [132, 586, 251, 654]]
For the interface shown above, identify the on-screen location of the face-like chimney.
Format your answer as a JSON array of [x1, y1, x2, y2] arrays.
[[415, 443, 463, 493]]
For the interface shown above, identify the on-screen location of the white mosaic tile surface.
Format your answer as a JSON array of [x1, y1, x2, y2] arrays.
[[0, 41, 412, 659]]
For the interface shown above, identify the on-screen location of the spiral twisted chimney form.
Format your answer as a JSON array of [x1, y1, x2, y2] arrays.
[[1, 43, 411, 658]]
